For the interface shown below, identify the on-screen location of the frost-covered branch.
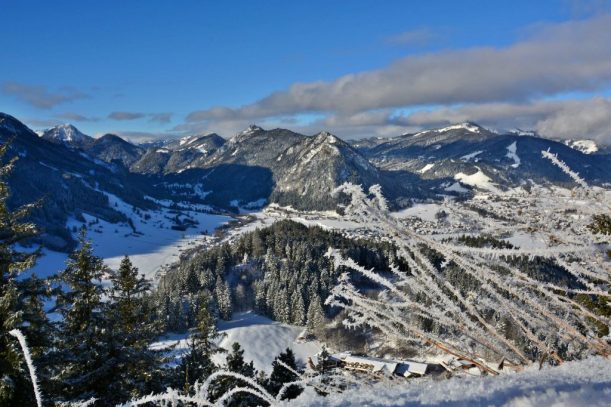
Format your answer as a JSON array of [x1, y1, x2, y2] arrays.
[[327, 180, 610, 367], [9, 329, 43, 407], [541, 149, 589, 189]]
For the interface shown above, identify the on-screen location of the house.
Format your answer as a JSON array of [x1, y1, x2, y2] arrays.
[[310, 351, 430, 378]]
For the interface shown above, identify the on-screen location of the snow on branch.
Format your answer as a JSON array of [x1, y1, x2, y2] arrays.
[[541, 149, 589, 189], [9, 329, 43, 407], [328, 181, 611, 367]]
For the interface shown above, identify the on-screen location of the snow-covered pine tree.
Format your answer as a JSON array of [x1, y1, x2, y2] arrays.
[[215, 276, 232, 320], [0, 142, 47, 406], [274, 287, 290, 324], [254, 280, 267, 314], [208, 342, 260, 406], [291, 290, 306, 326], [306, 297, 326, 336]]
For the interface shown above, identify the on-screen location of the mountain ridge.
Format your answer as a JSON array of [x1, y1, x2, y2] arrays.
[[2, 112, 610, 250]]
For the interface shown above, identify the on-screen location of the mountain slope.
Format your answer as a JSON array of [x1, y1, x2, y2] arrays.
[[84, 134, 145, 167], [357, 122, 611, 192], [0, 113, 162, 250], [271, 131, 385, 209], [131, 133, 226, 175]]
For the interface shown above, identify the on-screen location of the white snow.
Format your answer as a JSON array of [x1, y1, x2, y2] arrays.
[[444, 182, 469, 193], [510, 128, 537, 137], [290, 357, 611, 406], [504, 231, 549, 249], [418, 163, 435, 174], [152, 312, 321, 373], [216, 312, 321, 372], [30, 191, 230, 281], [505, 141, 521, 168], [83, 193, 229, 279], [178, 135, 194, 146], [18, 248, 70, 279], [392, 203, 444, 222], [435, 123, 481, 134], [454, 168, 500, 193], [460, 151, 483, 161], [565, 139, 599, 154]]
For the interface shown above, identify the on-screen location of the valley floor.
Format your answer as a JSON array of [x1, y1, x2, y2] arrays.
[[24, 192, 231, 280]]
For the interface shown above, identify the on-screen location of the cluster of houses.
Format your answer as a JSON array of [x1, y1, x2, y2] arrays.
[[309, 351, 491, 379], [309, 352, 432, 378]]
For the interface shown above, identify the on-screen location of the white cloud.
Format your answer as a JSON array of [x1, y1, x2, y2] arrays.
[[179, 14, 611, 144], [2, 82, 88, 109], [187, 15, 611, 121]]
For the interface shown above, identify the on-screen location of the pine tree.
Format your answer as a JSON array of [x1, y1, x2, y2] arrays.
[[103, 256, 165, 404], [179, 303, 224, 393], [266, 348, 302, 400], [306, 297, 326, 336], [0, 143, 48, 406], [290, 291, 306, 326], [317, 346, 331, 374], [53, 230, 110, 403], [215, 276, 232, 320], [274, 288, 290, 324], [210, 342, 259, 406]]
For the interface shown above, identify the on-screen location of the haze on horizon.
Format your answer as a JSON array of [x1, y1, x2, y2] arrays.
[[1, 0, 611, 144]]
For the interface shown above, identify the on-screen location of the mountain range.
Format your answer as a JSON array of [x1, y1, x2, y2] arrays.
[[1, 112, 609, 251]]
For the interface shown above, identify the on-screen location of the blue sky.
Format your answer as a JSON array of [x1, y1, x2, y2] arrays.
[[1, 0, 611, 143]]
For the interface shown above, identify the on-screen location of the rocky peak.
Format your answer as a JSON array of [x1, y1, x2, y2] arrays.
[[41, 124, 93, 148]]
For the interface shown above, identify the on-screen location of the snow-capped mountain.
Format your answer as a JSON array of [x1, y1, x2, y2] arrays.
[[41, 124, 93, 148], [2, 112, 610, 249], [353, 122, 610, 193], [130, 133, 225, 175], [271, 131, 388, 209], [163, 132, 225, 154]]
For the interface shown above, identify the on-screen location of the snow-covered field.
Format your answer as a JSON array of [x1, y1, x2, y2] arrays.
[[26, 192, 231, 280], [290, 357, 611, 406], [392, 203, 445, 222], [152, 311, 322, 373]]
